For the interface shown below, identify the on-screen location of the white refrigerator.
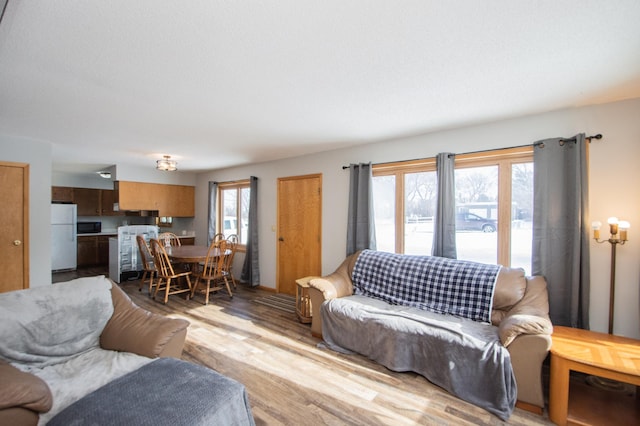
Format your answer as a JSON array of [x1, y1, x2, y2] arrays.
[[51, 203, 78, 271]]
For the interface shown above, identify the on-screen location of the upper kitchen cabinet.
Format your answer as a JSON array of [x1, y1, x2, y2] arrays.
[[73, 188, 101, 216], [51, 186, 123, 217], [100, 188, 122, 216], [51, 186, 74, 203], [115, 181, 195, 217]]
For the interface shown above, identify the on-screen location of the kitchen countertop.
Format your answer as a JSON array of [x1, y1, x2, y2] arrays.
[[77, 231, 196, 238]]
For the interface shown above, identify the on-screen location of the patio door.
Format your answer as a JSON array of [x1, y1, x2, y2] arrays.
[[276, 174, 321, 295]]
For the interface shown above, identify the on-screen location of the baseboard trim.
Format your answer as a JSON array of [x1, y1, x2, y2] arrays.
[[515, 400, 543, 415]]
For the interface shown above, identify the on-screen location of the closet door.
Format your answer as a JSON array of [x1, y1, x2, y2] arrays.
[[277, 174, 322, 295], [0, 161, 29, 292]]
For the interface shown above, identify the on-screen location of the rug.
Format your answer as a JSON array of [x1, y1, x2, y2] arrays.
[[253, 294, 296, 313]]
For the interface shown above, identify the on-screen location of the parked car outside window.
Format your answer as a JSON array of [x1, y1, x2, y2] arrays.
[[456, 212, 497, 233]]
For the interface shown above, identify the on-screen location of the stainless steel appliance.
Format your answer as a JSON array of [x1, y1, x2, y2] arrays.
[[109, 225, 159, 283], [51, 204, 77, 271]]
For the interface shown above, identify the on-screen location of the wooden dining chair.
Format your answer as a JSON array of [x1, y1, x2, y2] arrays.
[[212, 233, 225, 243], [223, 235, 239, 288], [191, 239, 232, 305], [158, 232, 182, 247], [136, 235, 156, 295], [149, 238, 193, 304]]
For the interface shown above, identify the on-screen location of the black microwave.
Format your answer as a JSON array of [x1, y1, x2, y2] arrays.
[[77, 222, 101, 234]]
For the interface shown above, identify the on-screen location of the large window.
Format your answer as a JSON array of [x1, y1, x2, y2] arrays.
[[372, 147, 534, 272], [217, 180, 250, 246]]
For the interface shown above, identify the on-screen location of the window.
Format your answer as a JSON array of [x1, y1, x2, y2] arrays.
[[372, 147, 534, 273], [218, 180, 250, 246]]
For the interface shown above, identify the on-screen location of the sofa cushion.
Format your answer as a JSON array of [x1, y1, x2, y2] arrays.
[[321, 295, 516, 420], [0, 276, 114, 367], [492, 267, 527, 311], [48, 358, 255, 426], [101, 283, 190, 358], [498, 276, 553, 346], [23, 347, 152, 425]]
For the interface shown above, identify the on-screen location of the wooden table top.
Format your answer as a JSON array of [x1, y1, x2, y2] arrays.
[[551, 326, 640, 378], [165, 245, 211, 263]]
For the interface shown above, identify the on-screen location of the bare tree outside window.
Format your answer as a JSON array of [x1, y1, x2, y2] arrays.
[[404, 172, 436, 255], [218, 181, 251, 246], [371, 147, 532, 271]]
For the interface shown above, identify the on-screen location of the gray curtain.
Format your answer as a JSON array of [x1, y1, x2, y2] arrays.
[[346, 163, 376, 256], [432, 153, 457, 259], [207, 181, 218, 246], [532, 134, 590, 328], [241, 176, 260, 287]]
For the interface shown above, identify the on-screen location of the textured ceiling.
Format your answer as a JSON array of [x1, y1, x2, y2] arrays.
[[1, 1, 640, 174]]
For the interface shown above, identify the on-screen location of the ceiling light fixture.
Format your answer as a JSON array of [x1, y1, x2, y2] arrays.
[[156, 155, 178, 171], [96, 171, 111, 179]]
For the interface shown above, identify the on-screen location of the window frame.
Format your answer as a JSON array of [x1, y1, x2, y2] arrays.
[[372, 146, 533, 266], [217, 179, 250, 251]]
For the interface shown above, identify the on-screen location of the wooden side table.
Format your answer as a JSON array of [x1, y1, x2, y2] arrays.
[[549, 326, 640, 425], [295, 276, 319, 324]]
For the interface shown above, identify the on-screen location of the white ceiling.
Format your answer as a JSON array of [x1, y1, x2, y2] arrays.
[[1, 1, 640, 175]]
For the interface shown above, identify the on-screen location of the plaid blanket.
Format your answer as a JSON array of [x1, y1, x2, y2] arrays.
[[352, 250, 501, 323]]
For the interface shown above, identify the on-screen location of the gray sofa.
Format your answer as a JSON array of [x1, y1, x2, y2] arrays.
[[308, 250, 553, 419], [0, 275, 255, 426]]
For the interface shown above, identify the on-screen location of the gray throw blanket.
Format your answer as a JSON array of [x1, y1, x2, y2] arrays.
[[352, 250, 501, 323], [48, 358, 256, 426], [322, 295, 517, 420]]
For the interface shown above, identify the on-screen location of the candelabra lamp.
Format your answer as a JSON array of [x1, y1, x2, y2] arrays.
[[591, 217, 630, 334]]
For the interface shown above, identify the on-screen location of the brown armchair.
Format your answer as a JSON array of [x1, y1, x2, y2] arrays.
[[0, 280, 189, 425]]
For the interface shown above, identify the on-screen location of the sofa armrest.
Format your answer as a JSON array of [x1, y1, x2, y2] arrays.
[[307, 252, 360, 338], [308, 278, 351, 338], [498, 276, 553, 347], [308, 277, 352, 300], [100, 283, 190, 358], [507, 333, 552, 408], [308, 251, 360, 300], [0, 360, 52, 425]]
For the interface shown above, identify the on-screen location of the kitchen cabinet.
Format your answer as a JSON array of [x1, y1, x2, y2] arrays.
[[100, 189, 123, 216], [74, 188, 101, 216], [77, 235, 112, 267], [51, 186, 123, 217], [77, 236, 98, 267], [51, 186, 74, 203], [180, 237, 195, 246], [115, 181, 195, 217], [97, 236, 110, 264]]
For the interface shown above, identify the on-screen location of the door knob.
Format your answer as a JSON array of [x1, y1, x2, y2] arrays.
[[278, 237, 284, 241], [13, 240, 21, 246]]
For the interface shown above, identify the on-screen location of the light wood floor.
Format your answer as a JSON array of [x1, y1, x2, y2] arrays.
[[54, 268, 553, 425]]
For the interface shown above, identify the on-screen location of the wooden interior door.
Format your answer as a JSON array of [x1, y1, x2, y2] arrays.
[[277, 174, 322, 295], [0, 162, 29, 292]]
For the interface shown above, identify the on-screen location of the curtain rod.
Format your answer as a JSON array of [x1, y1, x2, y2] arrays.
[[341, 133, 602, 168]]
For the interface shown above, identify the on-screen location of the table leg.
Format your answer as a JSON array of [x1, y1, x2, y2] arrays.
[[549, 354, 570, 426]]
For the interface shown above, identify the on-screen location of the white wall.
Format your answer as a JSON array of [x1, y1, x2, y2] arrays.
[[0, 137, 53, 287], [195, 98, 640, 339], [52, 171, 115, 189], [114, 164, 196, 186], [52, 163, 197, 188]]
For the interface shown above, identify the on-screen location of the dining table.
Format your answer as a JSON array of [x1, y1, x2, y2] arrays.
[[165, 245, 228, 272], [165, 245, 210, 265]]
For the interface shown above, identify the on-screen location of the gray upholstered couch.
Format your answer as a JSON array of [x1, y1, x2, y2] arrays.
[[307, 250, 553, 419], [0, 275, 255, 426]]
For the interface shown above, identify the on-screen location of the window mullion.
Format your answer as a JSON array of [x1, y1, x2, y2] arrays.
[[396, 172, 405, 254], [497, 161, 512, 266]]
